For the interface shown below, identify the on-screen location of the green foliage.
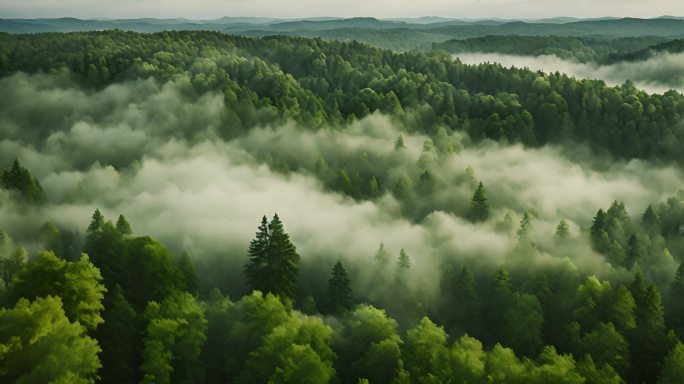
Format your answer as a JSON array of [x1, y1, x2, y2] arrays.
[[0, 296, 101, 383], [236, 314, 336, 384], [326, 260, 353, 314], [10, 251, 106, 331], [334, 304, 407, 384], [84, 215, 186, 310], [658, 342, 684, 384], [222, 291, 290, 378], [0, 245, 25, 289], [3, 31, 683, 165], [517, 211, 532, 240], [468, 182, 491, 222], [396, 248, 411, 270], [115, 214, 133, 235], [0, 159, 44, 203], [2, 30, 684, 384], [556, 218, 571, 241], [178, 252, 199, 295], [88, 209, 105, 233], [95, 285, 139, 384], [245, 214, 300, 301], [140, 293, 207, 384], [435, 35, 665, 64]]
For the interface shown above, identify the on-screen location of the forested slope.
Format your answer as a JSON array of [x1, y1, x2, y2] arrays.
[[1, 31, 684, 384], [1, 30, 683, 162]]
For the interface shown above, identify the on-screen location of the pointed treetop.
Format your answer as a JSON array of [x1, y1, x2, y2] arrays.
[[87, 209, 105, 233], [517, 211, 532, 239], [116, 214, 133, 235], [327, 259, 353, 314], [397, 248, 411, 270], [642, 205, 660, 234], [555, 218, 570, 240], [374, 242, 389, 265], [244, 213, 300, 301], [468, 181, 490, 222]]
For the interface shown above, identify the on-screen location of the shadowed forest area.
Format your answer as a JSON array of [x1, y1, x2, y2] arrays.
[[1, 30, 684, 383]]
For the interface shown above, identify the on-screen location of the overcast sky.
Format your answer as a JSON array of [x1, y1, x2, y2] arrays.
[[0, 0, 682, 20]]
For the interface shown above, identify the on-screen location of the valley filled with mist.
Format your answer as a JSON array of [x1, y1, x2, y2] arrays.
[[1, 19, 684, 384]]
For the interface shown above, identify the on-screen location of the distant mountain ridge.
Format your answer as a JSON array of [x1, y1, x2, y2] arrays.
[[2, 16, 684, 51]]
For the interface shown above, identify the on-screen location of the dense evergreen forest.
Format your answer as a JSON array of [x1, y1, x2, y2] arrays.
[[1, 30, 684, 383], [433, 35, 668, 63]]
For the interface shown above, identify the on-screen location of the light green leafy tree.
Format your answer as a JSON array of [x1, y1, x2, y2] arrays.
[[0, 296, 101, 383], [10, 251, 106, 331]]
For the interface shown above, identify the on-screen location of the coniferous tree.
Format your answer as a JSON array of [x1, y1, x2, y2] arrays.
[[267, 214, 300, 301], [88, 208, 105, 233], [374, 242, 389, 266], [244, 214, 300, 301], [326, 260, 353, 314], [626, 234, 641, 268], [642, 205, 661, 235], [668, 263, 684, 337], [630, 272, 668, 384], [96, 285, 139, 384], [658, 342, 684, 383], [179, 251, 199, 295], [1, 159, 44, 203], [397, 248, 411, 270], [468, 182, 490, 222], [517, 211, 532, 240], [555, 218, 570, 241], [0, 247, 26, 289], [116, 214, 133, 235], [244, 216, 270, 294]]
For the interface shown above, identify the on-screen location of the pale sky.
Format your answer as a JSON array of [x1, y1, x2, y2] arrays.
[[0, 0, 681, 20]]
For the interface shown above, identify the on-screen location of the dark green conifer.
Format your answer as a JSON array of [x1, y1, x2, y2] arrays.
[[326, 260, 353, 314], [468, 182, 490, 222]]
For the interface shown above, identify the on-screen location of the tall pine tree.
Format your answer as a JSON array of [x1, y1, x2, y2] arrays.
[[244, 214, 300, 301], [555, 218, 570, 241], [326, 260, 353, 314], [468, 182, 490, 222]]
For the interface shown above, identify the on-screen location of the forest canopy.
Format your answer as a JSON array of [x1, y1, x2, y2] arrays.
[[0, 30, 684, 383]]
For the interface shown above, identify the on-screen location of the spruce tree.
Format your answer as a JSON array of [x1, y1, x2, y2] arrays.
[[626, 235, 641, 268], [116, 214, 133, 235], [642, 205, 660, 236], [244, 216, 270, 294], [629, 272, 668, 384], [374, 242, 389, 265], [517, 211, 532, 240], [244, 214, 300, 301], [2, 159, 44, 203], [326, 260, 353, 314], [555, 218, 570, 241], [397, 248, 411, 270], [267, 214, 299, 300], [468, 182, 490, 222], [88, 208, 105, 233]]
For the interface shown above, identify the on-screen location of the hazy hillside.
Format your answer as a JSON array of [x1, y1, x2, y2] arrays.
[[2, 17, 684, 384], [3, 16, 684, 51]]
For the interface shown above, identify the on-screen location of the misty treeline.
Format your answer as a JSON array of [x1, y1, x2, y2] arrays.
[[1, 31, 684, 162], [433, 35, 668, 64], [2, 162, 684, 383], [1, 30, 684, 383]]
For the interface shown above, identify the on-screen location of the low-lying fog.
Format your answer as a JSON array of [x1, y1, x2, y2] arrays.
[[455, 51, 684, 94]]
